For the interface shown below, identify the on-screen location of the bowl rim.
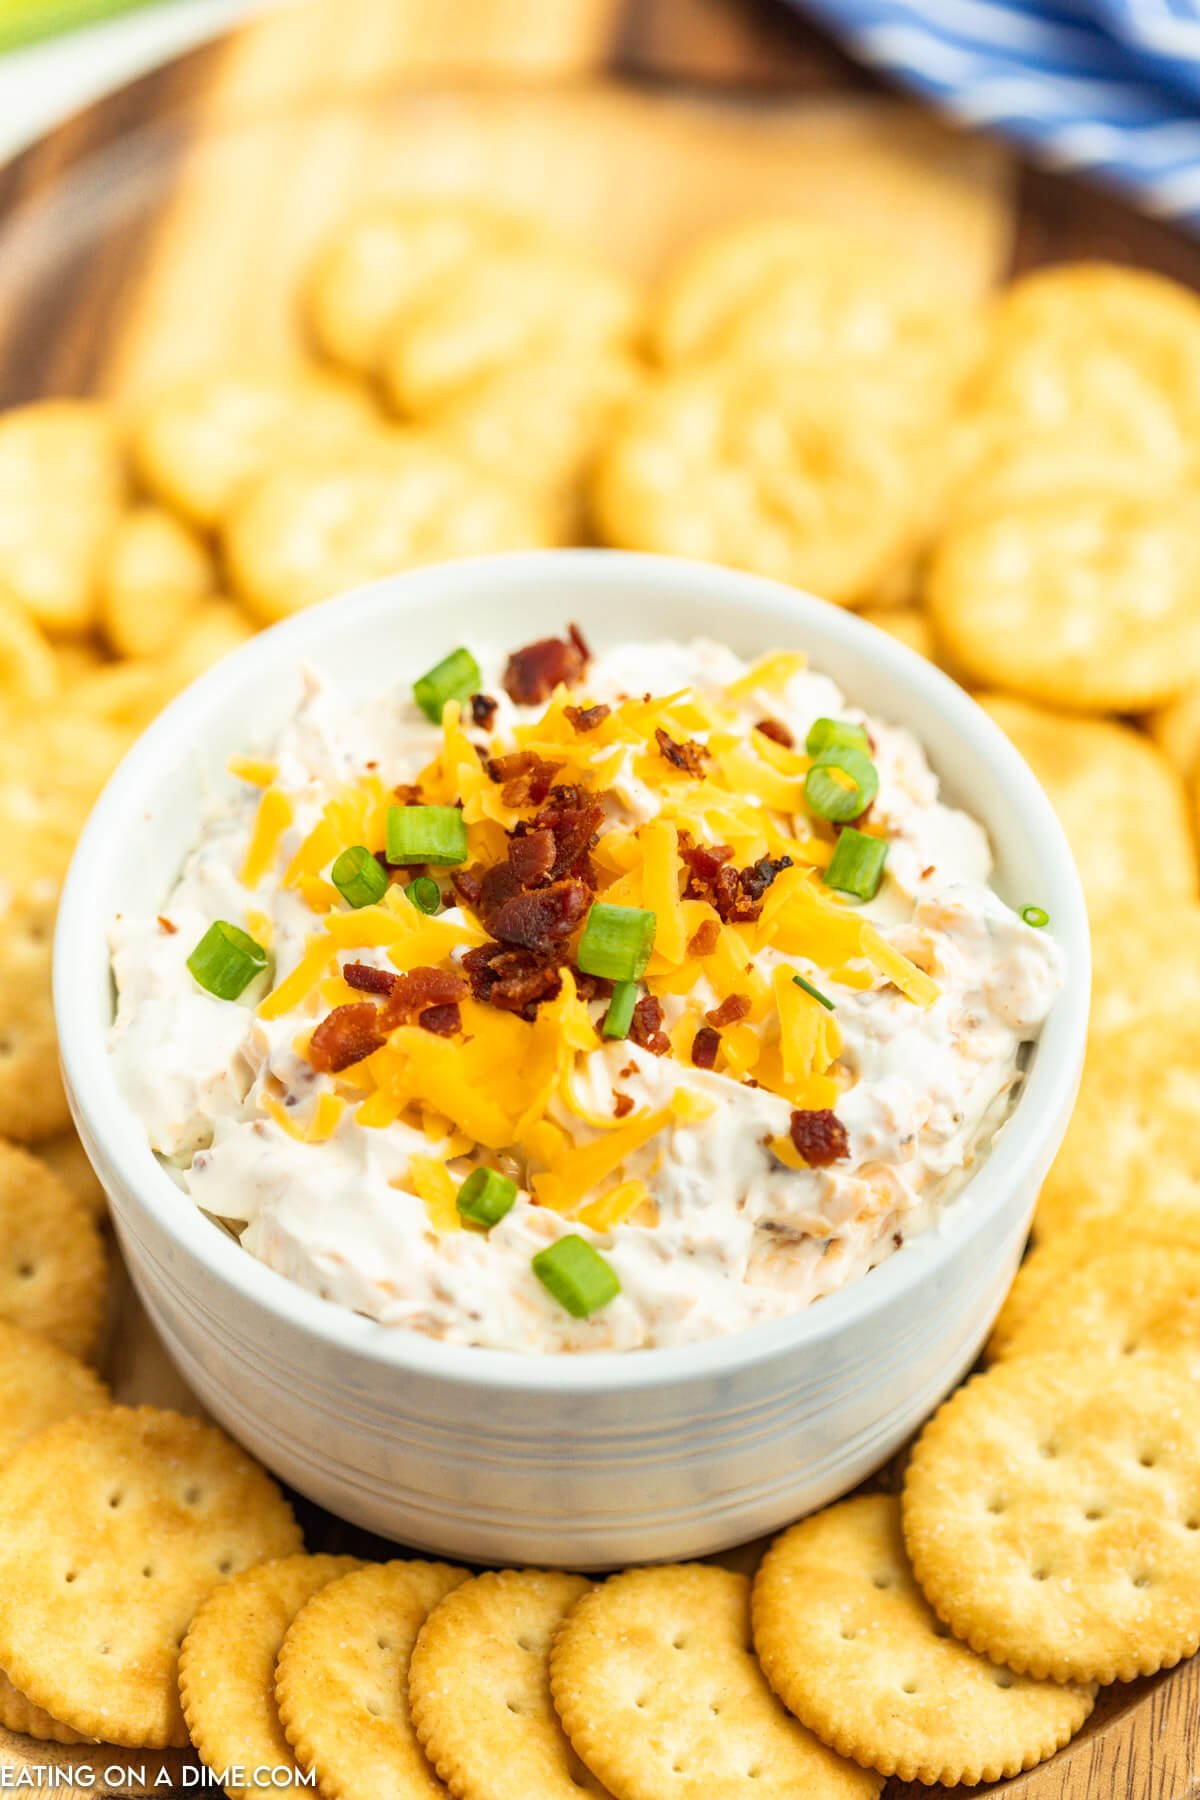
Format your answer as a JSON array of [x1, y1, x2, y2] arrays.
[[55, 548, 1090, 1395]]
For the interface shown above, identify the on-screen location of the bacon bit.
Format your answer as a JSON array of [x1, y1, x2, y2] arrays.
[[619, 1061, 638, 1079], [655, 726, 708, 778], [754, 717, 794, 748], [450, 866, 484, 910], [470, 692, 498, 730], [462, 942, 562, 1020], [687, 917, 721, 957], [706, 993, 751, 1029], [533, 786, 604, 881], [575, 970, 614, 1003], [487, 880, 589, 950], [630, 995, 670, 1057], [921, 864, 936, 881], [156, 916, 178, 935], [419, 1002, 462, 1037], [502, 624, 590, 706], [393, 783, 422, 805], [343, 961, 400, 996], [788, 1109, 850, 1168], [682, 841, 793, 924], [379, 966, 467, 1030], [507, 827, 556, 888], [486, 750, 562, 808], [565, 702, 611, 734], [613, 1091, 635, 1119], [691, 1026, 720, 1070], [308, 1003, 386, 1074]]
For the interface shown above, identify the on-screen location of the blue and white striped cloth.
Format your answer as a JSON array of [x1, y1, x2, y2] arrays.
[[787, 0, 1200, 232]]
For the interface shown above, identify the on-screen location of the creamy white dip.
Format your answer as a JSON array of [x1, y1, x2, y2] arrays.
[[109, 637, 1061, 1352]]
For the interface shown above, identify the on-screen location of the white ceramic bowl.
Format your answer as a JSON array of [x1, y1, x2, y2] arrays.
[[55, 551, 1089, 1568]]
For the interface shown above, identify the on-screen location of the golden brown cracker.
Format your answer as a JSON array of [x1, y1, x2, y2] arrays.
[[99, 506, 215, 659], [0, 1318, 109, 1465], [1037, 1011, 1200, 1240], [997, 1245, 1200, 1381], [858, 607, 938, 663], [276, 1559, 467, 1800], [927, 492, 1200, 714], [35, 1131, 108, 1223], [304, 199, 535, 375], [978, 694, 1197, 909], [593, 365, 922, 607], [0, 1138, 106, 1359], [0, 713, 132, 888], [131, 372, 380, 528], [902, 1354, 1200, 1684], [1089, 897, 1200, 1040], [0, 1406, 301, 1747], [0, 886, 70, 1142], [180, 1553, 363, 1798], [0, 1668, 89, 1745], [751, 1494, 1093, 1785], [1148, 681, 1200, 784], [409, 1569, 611, 1800], [0, 593, 58, 711], [224, 438, 554, 625], [0, 401, 125, 635], [381, 241, 641, 417], [550, 1563, 881, 1800]]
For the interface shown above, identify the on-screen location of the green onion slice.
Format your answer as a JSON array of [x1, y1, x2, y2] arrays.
[[331, 844, 388, 909], [577, 904, 656, 983], [532, 1235, 621, 1318], [406, 876, 442, 915], [602, 980, 639, 1040], [804, 746, 879, 823], [413, 647, 483, 724], [385, 805, 468, 867], [187, 921, 269, 1001], [793, 972, 835, 1012], [805, 717, 870, 757], [823, 828, 888, 902], [1021, 905, 1050, 929], [457, 1167, 518, 1229]]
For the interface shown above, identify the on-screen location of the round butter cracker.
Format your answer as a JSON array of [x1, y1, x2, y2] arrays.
[[0, 1406, 301, 1747], [180, 1552, 363, 1798], [903, 1355, 1200, 1684], [550, 1563, 881, 1800], [409, 1568, 611, 1800], [0, 1139, 107, 1360], [752, 1494, 1094, 1786], [0, 1318, 109, 1466], [997, 1245, 1200, 1381]]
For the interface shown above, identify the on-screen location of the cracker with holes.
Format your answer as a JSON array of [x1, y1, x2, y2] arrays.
[[0, 1140, 106, 1359], [180, 1553, 363, 1797], [35, 1130, 108, 1223], [0, 1406, 301, 1746], [978, 695, 1197, 910], [275, 1559, 467, 1800], [0, 887, 71, 1141], [0, 713, 132, 888], [0, 1667, 88, 1745], [1037, 1012, 1200, 1241], [751, 1494, 1094, 1786], [224, 439, 555, 624], [902, 1354, 1200, 1684], [0, 401, 126, 635], [99, 505, 215, 659], [130, 372, 380, 528], [995, 1246, 1200, 1380], [550, 1564, 881, 1800], [409, 1568, 611, 1800], [0, 1319, 109, 1466], [1088, 897, 1200, 1041]]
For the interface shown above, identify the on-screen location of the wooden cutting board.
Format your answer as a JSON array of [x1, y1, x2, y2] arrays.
[[1, 1, 1198, 1793]]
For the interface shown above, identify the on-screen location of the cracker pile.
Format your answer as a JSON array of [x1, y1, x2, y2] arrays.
[[1, 195, 1200, 1786]]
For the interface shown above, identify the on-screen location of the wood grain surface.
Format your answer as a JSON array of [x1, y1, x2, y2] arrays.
[[0, 1, 1197, 1794]]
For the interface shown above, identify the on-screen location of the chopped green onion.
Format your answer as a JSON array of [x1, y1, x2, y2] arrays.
[[406, 876, 442, 915], [577, 904, 656, 983], [823, 828, 889, 902], [385, 805, 468, 867], [804, 746, 879, 823], [532, 1235, 621, 1318], [806, 717, 870, 757], [1021, 905, 1050, 929], [331, 844, 388, 909], [187, 921, 269, 1001], [793, 972, 835, 1012], [457, 1167, 518, 1229], [602, 980, 639, 1040], [413, 647, 483, 724]]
